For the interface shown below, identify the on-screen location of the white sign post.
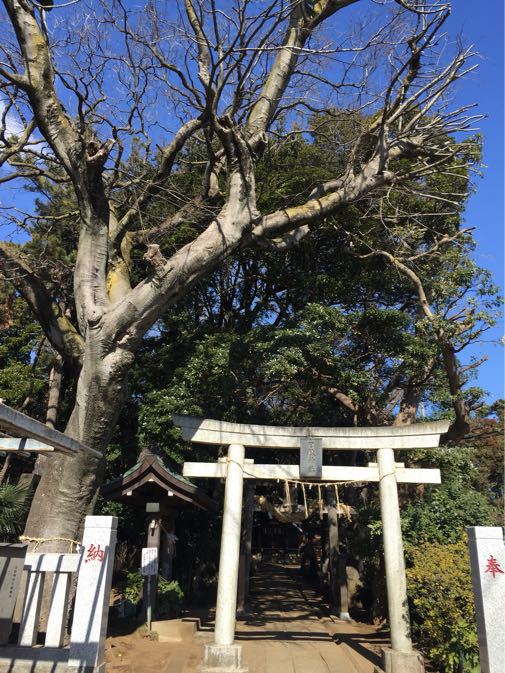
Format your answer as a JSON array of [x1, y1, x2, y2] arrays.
[[141, 547, 158, 631], [467, 526, 505, 673]]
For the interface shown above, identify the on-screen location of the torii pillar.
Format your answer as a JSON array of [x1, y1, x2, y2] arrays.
[[203, 444, 247, 672], [377, 446, 423, 672]]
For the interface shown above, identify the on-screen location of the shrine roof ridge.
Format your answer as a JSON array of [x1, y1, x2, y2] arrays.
[[172, 414, 451, 450], [100, 451, 216, 510]]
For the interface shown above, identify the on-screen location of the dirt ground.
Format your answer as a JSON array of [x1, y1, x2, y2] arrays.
[[105, 628, 204, 673], [105, 563, 387, 673]]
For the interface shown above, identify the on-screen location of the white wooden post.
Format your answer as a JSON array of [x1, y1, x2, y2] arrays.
[[377, 447, 424, 673], [45, 572, 72, 647], [16, 553, 80, 649], [67, 516, 117, 673], [18, 570, 45, 647], [201, 444, 247, 673], [467, 527, 505, 673]]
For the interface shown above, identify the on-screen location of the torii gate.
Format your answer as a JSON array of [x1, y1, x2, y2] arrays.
[[174, 414, 450, 673]]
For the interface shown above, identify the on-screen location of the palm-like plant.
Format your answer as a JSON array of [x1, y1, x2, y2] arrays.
[[0, 483, 29, 539]]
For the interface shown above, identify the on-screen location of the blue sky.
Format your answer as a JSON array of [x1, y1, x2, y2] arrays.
[[444, 0, 504, 401]]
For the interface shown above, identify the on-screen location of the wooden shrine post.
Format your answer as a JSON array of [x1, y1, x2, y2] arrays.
[[237, 482, 255, 613], [174, 414, 450, 673], [326, 494, 349, 620]]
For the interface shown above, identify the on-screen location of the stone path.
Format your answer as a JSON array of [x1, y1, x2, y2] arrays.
[[105, 562, 388, 673], [235, 563, 387, 673]]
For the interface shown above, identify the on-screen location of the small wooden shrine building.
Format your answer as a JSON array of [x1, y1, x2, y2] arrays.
[[101, 447, 215, 580]]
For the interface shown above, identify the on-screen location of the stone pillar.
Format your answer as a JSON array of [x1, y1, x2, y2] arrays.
[[0, 543, 27, 644], [377, 447, 423, 673], [337, 556, 350, 620], [201, 444, 247, 673], [467, 526, 505, 673], [68, 516, 118, 673]]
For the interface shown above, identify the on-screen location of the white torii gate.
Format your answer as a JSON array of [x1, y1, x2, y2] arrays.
[[174, 414, 450, 673]]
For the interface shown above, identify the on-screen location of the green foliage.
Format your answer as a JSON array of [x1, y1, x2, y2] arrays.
[[406, 539, 479, 673], [401, 447, 495, 545], [124, 570, 144, 604], [0, 290, 48, 413], [0, 483, 29, 540], [121, 571, 184, 618], [463, 403, 504, 505], [402, 482, 492, 545], [156, 578, 184, 617]]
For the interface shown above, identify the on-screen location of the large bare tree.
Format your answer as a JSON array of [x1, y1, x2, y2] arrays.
[[0, 0, 480, 547]]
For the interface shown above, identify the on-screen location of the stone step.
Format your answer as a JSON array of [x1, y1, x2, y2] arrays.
[[152, 618, 199, 643]]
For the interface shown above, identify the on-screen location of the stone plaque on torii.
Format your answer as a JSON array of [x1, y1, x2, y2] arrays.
[[173, 414, 450, 673]]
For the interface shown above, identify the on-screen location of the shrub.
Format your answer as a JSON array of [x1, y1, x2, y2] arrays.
[[122, 571, 184, 619], [406, 538, 479, 673], [156, 578, 184, 617], [124, 570, 144, 604]]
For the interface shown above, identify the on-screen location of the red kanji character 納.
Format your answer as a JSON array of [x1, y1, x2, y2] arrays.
[[85, 543, 104, 563]]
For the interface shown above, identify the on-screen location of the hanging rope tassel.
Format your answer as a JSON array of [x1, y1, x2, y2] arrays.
[[335, 484, 340, 516], [285, 480, 291, 510], [302, 482, 308, 518]]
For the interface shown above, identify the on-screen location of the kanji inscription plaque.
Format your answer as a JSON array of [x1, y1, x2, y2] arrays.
[[300, 437, 322, 478]]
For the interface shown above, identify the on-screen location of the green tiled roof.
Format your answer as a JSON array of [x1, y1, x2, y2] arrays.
[[120, 453, 196, 487]]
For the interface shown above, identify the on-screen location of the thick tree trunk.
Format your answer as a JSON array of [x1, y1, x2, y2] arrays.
[[0, 454, 11, 485], [394, 386, 421, 426], [45, 357, 63, 429], [34, 357, 63, 477], [23, 345, 134, 550]]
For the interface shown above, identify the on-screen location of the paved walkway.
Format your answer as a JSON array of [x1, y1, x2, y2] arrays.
[[236, 563, 387, 673], [106, 562, 388, 673]]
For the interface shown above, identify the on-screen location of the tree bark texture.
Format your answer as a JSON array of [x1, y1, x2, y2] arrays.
[[24, 348, 133, 547]]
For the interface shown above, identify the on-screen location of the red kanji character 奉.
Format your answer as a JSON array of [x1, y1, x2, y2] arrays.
[[85, 543, 104, 563], [484, 555, 504, 579]]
